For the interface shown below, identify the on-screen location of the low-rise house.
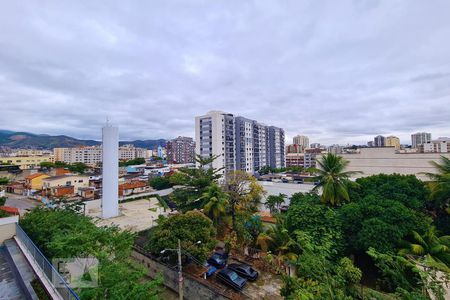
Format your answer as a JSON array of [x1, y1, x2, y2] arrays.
[[78, 187, 95, 200], [118, 181, 148, 197], [25, 173, 50, 190], [46, 185, 75, 198], [5, 182, 25, 195], [42, 175, 89, 198]]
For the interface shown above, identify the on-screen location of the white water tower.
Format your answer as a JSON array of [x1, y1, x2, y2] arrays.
[[102, 122, 119, 218]]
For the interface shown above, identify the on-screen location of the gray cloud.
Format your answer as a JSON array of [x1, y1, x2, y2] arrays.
[[1, 0, 450, 145]]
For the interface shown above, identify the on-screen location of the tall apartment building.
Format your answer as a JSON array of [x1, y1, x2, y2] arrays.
[[268, 126, 285, 169], [195, 111, 285, 175], [420, 137, 450, 153], [166, 136, 195, 164], [411, 132, 432, 148], [374, 135, 386, 147], [53, 145, 149, 166], [385, 136, 400, 149], [293, 135, 309, 150]]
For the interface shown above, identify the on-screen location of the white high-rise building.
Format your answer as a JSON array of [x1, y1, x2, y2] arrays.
[[102, 124, 119, 219], [195, 111, 235, 175], [411, 132, 432, 149], [195, 111, 285, 175]]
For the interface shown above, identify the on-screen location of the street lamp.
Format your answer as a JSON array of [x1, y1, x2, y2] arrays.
[[161, 240, 201, 300]]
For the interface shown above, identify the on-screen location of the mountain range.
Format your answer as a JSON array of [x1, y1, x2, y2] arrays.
[[0, 130, 166, 149]]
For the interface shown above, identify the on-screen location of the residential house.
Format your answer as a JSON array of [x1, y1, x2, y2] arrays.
[[118, 181, 148, 197], [25, 173, 50, 190]]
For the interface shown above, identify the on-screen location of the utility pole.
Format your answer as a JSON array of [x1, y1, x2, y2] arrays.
[[178, 239, 183, 300]]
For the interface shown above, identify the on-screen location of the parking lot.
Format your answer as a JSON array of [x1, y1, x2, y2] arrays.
[[185, 255, 283, 300], [227, 257, 283, 300]]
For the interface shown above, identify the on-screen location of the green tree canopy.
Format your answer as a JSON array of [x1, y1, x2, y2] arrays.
[[148, 176, 173, 190], [340, 195, 432, 253], [286, 193, 344, 257], [20, 207, 162, 299], [201, 183, 229, 227], [146, 211, 216, 262], [348, 174, 429, 211], [170, 155, 223, 211], [265, 193, 286, 215], [224, 170, 266, 231], [119, 157, 145, 167]]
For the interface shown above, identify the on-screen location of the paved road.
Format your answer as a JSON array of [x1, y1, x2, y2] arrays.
[[4, 193, 40, 215]]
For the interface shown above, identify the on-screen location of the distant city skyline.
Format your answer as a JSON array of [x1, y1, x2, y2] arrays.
[[2, 126, 449, 148], [1, 1, 450, 145]]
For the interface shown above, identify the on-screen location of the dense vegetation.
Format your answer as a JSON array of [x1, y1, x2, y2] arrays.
[[148, 175, 173, 190], [22, 153, 450, 299], [20, 207, 162, 299], [146, 211, 216, 262], [119, 157, 146, 167], [40, 161, 89, 174], [276, 155, 450, 299], [0, 177, 9, 185]]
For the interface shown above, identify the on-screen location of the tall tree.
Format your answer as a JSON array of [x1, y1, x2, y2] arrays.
[[202, 183, 229, 226], [313, 153, 361, 206], [224, 170, 266, 231], [265, 193, 286, 215], [146, 211, 216, 262], [170, 154, 223, 211]]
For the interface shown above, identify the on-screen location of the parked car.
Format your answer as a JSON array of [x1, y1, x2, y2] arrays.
[[216, 268, 247, 291], [207, 253, 227, 268], [227, 263, 258, 281], [214, 249, 229, 260], [203, 262, 217, 278]]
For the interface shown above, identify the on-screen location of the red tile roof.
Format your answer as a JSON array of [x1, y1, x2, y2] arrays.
[[25, 173, 46, 180], [119, 181, 147, 190], [0, 206, 20, 215]]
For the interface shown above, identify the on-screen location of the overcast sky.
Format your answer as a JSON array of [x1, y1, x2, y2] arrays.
[[1, 1, 450, 145]]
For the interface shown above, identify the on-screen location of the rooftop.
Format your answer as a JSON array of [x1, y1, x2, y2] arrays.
[[43, 174, 88, 181]]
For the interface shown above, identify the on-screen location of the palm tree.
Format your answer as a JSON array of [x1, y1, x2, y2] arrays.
[[263, 217, 300, 263], [424, 156, 450, 212], [313, 153, 361, 206], [202, 183, 228, 226], [398, 226, 450, 272], [265, 193, 286, 215]]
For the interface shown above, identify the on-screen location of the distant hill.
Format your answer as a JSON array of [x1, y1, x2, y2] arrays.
[[0, 130, 166, 149]]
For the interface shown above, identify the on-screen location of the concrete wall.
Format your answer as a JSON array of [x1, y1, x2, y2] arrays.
[[0, 216, 18, 244], [131, 250, 231, 300], [335, 148, 450, 181]]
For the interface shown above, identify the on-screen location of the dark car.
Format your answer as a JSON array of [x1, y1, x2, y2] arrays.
[[227, 263, 258, 281], [214, 249, 229, 260], [216, 268, 247, 291], [207, 254, 227, 268]]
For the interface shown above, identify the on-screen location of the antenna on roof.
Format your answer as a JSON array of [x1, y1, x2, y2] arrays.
[[106, 116, 110, 126]]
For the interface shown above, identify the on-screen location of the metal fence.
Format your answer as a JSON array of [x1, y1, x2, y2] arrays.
[[15, 224, 80, 300]]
